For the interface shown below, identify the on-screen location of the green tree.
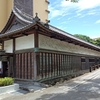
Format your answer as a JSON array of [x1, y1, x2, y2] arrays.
[[95, 38, 100, 46], [74, 34, 95, 44]]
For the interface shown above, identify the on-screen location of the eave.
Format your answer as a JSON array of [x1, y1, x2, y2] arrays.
[[36, 22, 100, 52], [0, 7, 100, 52], [0, 7, 33, 34]]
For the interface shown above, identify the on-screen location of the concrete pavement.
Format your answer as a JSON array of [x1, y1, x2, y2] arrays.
[[1, 69, 100, 100], [0, 81, 47, 100]]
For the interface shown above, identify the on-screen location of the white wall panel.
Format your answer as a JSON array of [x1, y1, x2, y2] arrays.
[[16, 34, 34, 50], [39, 34, 100, 56], [4, 40, 13, 53]]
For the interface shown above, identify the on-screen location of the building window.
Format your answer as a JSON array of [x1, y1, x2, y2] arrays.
[[89, 58, 95, 62]]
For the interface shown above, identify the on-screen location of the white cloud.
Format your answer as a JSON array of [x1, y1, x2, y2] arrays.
[[87, 10, 96, 15], [95, 20, 100, 24], [49, 0, 71, 19], [50, 9, 61, 18], [91, 36, 100, 39], [61, 0, 78, 9], [78, 0, 100, 11], [61, 0, 100, 11], [49, 0, 100, 19], [49, 6, 69, 19]]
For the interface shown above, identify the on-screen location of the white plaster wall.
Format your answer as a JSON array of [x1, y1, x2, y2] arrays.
[[4, 39, 13, 53], [39, 34, 100, 56], [16, 34, 34, 50]]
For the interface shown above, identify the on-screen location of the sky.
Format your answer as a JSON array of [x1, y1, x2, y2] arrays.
[[49, 0, 100, 39]]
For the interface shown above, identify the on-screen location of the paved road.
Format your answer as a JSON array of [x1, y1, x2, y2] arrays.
[[2, 69, 100, 100]]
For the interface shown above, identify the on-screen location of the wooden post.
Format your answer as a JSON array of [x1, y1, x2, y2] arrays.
[[8, 58, 10, 77], [89, 66, 91, 72], [13, 38, 15, 77], [34, 28, 39, 81], [2, 41, 4, 50]]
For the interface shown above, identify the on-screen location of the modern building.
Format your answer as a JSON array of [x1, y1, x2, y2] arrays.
[[0, 0, 100, 82], [0, 0, 49, 32]]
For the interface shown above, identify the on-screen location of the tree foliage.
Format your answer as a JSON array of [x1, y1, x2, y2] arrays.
[[74, 34, 94, 43], [66, 0, 79, 2], [95, 38, 100, 46], [74, 34, 100, 47]]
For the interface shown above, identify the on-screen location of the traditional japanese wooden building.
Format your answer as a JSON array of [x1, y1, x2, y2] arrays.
[[0, 7, 100, 81]]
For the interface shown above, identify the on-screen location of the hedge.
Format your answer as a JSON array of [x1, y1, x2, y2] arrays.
[[0, 77, 14, 86]]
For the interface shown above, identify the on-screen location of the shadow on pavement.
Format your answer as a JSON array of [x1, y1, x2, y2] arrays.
[[35, 78, 100, 100]]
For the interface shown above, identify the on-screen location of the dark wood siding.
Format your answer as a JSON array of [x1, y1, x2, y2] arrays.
[[15, 52, 34, 79], [36, 51, 100, 81], [15, 49, 100, 81]]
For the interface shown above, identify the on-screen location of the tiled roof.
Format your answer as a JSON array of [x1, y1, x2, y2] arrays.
[[49, 25, 100, 50], [0, 7, 100, 51]]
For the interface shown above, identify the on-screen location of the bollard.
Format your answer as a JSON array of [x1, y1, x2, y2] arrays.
[[94, 66, 95, 70], [89, 66, 91, 72]]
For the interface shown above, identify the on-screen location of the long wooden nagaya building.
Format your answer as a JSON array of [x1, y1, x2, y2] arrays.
[[0, 7, 100, 81]]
